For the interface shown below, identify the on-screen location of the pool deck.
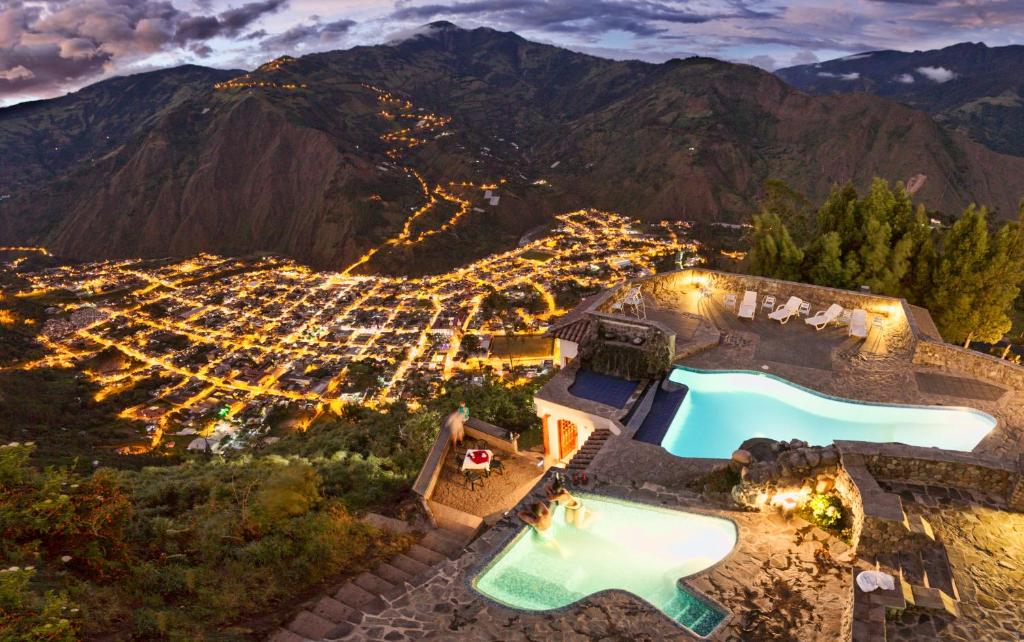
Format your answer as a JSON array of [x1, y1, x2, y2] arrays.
[[330, 275, 1024, 641], [654, 289, 1024, 462], [341, 473, 851, 641]]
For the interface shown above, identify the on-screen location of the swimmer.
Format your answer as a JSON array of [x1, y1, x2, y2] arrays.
[[545, 478, 594, 529]]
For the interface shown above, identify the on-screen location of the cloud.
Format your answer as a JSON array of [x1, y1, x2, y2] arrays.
[[747, 54, 775, 69], [261, 18, 356, 50], [389, 0, 776, 38], [790, 49, 818, 65], [915, 65, 956, 82], [0, 64, 33, 80], [893, 72, 914, 83], [817, 71, 860, 80], [0, 0, 288, 100]]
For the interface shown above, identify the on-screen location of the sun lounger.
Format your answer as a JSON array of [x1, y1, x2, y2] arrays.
[[738, 290, 757, 319], [805, 303, 844, 330], [849, 309, 868, 338], [768, 296, 803, 324]]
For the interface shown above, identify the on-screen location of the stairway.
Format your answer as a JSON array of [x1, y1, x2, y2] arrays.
[[851, 510, 960, 641], [566, 428, 611, 471], [268, 526, 472, 642]]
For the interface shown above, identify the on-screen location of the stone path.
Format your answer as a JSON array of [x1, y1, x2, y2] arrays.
[[885, 499, 1024, 641], [913, 372, 1007, 402]]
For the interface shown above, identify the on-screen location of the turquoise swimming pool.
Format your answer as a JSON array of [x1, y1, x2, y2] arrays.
[[473, 494, 735, 636], [661, 367, 997, 459]]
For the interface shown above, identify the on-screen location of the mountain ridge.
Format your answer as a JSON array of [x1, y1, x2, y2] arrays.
[[3, 25, 1024, 273], [776, 41, 1024, 157]]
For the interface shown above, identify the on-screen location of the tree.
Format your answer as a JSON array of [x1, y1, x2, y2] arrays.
[[748, 212, 804, 281], [745, 180, 1024, 347], [926, 204, 1024, 345], [809, 231, 846, 286]]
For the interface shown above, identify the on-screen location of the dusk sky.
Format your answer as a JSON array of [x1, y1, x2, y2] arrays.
[[2, 0, 1023, 106]]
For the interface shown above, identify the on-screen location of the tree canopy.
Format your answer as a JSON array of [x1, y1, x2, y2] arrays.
[[746, 178, 1024, 344]]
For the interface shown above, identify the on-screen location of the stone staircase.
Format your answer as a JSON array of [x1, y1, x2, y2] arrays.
[[851, 510, 960, 642], [268, 526, 473, 642], [567, 428, 611, 471]]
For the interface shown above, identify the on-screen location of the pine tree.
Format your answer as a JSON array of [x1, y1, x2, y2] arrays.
[[748, 212, 804, 281], [809, 231, 846, 286]]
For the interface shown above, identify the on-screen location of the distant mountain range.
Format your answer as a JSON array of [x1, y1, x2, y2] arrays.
[[3, 24, 1024, 273], [777, 42, 1024, 157]]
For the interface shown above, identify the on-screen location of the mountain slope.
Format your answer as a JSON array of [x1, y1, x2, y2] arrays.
[[0, 65, 240, 196], [3, 24, 1024, 273], [776, 42, 1024, 157]]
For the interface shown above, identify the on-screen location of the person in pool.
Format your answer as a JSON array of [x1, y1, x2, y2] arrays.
[[545, 479, 594, 529], [517, 501, 553, 535]]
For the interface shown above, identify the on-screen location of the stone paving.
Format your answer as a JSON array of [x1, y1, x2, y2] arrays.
[[673, 298, 1024, 461], [343, 475, 851, 641], [884, 493, 1024, 642], [341, 285, 1024, 641], [913, 372, 1007, 402]]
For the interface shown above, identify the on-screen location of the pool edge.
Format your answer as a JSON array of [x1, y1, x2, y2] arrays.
[[466, 489, 741, 640]]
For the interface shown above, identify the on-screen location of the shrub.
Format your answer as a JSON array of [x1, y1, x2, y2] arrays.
[[806, 493, 843, 528]]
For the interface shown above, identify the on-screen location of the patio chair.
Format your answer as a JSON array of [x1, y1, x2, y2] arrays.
[[723, 292, 737, 309], [797, 301, 811, 317], [737, 290, 757, 319], [463, 469, 484, 490], [488, 458, 505, 476], [761, 295, 776, 312], [768, 296, 803, 324], [805, 303, 844, 330], [849, 309, 868, 338]]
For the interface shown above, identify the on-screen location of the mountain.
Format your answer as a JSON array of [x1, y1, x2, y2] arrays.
[[776, 42, 1024, 157], [3, 24, 1024, 274]]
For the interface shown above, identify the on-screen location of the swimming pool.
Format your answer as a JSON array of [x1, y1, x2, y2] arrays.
[[473, 494, 735, 636], [661, 367, 997, 459]]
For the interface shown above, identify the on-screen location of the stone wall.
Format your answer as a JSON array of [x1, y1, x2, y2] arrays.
[[644, 268, 912, 321], [914, 338, 1024, 390], [581, 314, 675, 379], [836, 441, 1022, 504]]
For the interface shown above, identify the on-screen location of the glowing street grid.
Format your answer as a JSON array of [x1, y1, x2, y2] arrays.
[[12, 211, 694, 453]]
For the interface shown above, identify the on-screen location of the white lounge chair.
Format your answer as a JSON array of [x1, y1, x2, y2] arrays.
[[737, 290, 757, 319], [849, 309, 868, 338], [723, 292, 737, 309], [761, 295, 776, 312], [768, 296, 803, 324], [805, 303, 843, 330]]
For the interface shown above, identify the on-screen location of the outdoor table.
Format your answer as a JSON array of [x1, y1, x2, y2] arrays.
[[461, 448, 492, 472]]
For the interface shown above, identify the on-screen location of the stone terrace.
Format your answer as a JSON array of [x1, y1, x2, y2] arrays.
[[291, 269, 1024, 641], [335, 474, 851, 641]]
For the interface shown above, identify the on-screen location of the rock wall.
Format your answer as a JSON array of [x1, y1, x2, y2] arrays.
[[836, 441, 1022, 505], [914, 339, 1024, 390], [581, 315, 675, 379], [645, 269, 912, 319]]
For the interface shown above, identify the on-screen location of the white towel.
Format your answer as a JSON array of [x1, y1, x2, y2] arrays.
[[856, 570, 895, 593]]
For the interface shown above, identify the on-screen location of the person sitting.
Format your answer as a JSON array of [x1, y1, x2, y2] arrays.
[[545, 479, 594, 529], [517, 501, 554, 537]]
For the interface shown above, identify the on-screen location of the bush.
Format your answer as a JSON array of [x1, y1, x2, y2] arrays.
[[805, 493, 843, 528]]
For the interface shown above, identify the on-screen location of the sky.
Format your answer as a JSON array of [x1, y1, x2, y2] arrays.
[[2, 0, 1023, 106]]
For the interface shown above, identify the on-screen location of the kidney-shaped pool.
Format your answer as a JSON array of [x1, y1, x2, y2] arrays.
[[473, 494, 736, 637], [660, 367, 997, 459]]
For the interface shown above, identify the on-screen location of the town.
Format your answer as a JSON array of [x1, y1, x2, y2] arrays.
[[10, 210, 696, 455]]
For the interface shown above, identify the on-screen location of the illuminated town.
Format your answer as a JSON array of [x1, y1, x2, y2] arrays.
[[7, 210, 694, 454]]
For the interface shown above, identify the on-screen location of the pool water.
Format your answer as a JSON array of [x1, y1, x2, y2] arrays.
[[662, 367, 997, 459], [473, 495, 735, 636]]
